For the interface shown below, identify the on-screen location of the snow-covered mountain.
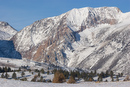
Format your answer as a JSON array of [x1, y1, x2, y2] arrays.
[[12, 7, 130, 74], [0, 21, 21, 59], [0, 21, 17, 40]]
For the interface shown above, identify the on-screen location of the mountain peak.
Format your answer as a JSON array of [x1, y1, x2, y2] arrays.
[[0, 21, 9, 26], [70, 7, 122, 13], [66, 7, 122, 32], [0, 21, 17, 40]]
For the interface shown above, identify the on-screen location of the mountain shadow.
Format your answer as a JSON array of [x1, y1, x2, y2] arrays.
[[0, 40, 22, 59], [68, 25, 81, 41]]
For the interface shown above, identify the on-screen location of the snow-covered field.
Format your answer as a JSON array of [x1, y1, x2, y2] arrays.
[[0, 57, 130, 87], [0, 78, 130, 87], [0, 58, 33, 67]]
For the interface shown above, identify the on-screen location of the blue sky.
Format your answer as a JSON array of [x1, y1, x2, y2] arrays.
[[0, 0, 130, 31]]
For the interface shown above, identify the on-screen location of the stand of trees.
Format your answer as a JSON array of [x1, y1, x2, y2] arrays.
[[0, 66, 125, 83], [0, 67, 12, 73]]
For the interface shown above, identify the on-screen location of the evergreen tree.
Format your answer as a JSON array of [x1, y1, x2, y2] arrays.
[[35, 69, 39, 72], [47, 71, 50, 75], [5, 72, 9, 79], [90, 71, 94, 77], [28, 69, 31, 73], [21, 71, 25, 77], [110, 71, 114, 78], [111, 76, 114, 82], [98, 74, 103, 82], [1, 73, 5, 78], [12, 72, 17, 79], [38, 72, 41, 77], [4, 67, 8, 72], [18, 67, 21, 72], [70, 71, 76, 79], [101, 72, 105, 78], [31, 75, 38, 82], [94, 70, 97, 76], [40, 76, 43, 82], [40, 68, 44, 74], [7, 67, 11, 72], [121, 73, 123, 77], [77, 72, 81, 80], [116, 75, 119, 81], [67, 76, 76, 83], [105, 70, 109, 77], [118, 73, 121, 77]]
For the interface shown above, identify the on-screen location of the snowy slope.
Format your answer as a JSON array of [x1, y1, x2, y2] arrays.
[[0, 57, 33, 67], [0, 21, 17, 40], [66, 12, 130, 74], [11, 7, 130, 74], [67, 7, 122, 31], [0, 78, 130, 87]]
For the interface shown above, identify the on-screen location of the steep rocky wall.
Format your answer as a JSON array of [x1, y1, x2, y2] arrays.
[[12, 7, 123, 66]]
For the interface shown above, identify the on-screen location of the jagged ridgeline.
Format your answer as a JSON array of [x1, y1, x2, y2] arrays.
[[5, 7, 130, 74]]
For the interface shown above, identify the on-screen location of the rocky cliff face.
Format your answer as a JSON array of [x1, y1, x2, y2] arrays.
[[12, 14, 76, 65], [67, 23, 130, 74], [12, 7, 130, 74]]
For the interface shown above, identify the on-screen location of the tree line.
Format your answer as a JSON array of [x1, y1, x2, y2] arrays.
[[0, 66, 127, 83]]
